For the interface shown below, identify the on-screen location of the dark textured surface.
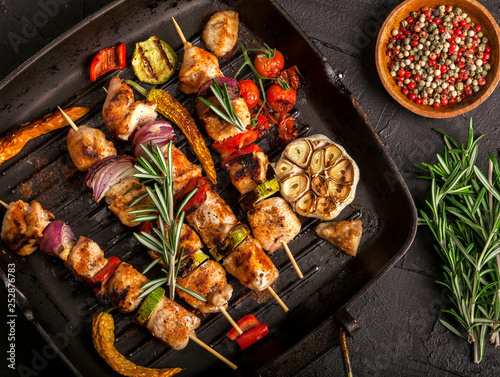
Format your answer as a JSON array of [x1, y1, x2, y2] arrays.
[[0, 0, 499, 377]]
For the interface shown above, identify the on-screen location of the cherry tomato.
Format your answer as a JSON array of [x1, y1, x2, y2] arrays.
[[252, 114, 271, 137], [238, 80, 260, 110], [254, 49, 285, 78], [267, 84, 296, 113]]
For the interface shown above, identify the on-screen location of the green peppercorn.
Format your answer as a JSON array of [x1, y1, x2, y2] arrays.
[[482, 37, 488, 43], [456, 97, 462, 103], [477, 32, 483, 38], [484, 64, 491, 71], [455, 8, 462, 15], [410, 11, 417, 18], [401, 20, 409, 28], [429, 98, 435, 105]]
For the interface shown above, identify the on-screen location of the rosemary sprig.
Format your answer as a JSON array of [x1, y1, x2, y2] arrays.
[[130, 141, 204, 302], [416, 119, 500, 363], [198, 79, 246, 132]]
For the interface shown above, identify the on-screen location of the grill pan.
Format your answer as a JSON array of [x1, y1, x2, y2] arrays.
[[0, 0, 417, 376]]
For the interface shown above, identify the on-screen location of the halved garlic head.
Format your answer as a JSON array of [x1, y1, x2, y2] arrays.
[[272, 134, 359, 220]]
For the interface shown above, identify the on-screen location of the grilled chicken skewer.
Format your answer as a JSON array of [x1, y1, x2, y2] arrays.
[[58, 107, 117, 171], [172, 17, 224, 95], [141, 220, 242, 334], [0, 201, 237, 369], [202, 11, 239, 58], [179, 177, 288, 311], [247, 197, 303, 279]]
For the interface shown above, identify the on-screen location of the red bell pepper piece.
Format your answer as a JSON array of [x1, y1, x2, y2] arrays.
[[89, 43, 126, 81], [177, 177, 210, 213], [211, 130, 259, 158], [86, 256, 122, 293], [221, 144, 263, 168], [235, 323, 269, 350], [226, 314, 262, 341]]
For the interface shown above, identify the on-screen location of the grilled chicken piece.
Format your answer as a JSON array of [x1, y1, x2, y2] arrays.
[[116, 100, 158, 141], [178, 42, 223, 95], [167, 145, 202, 195], [223, 146, 269, 195], [147, 222, 204, 263], [67, 125, 117, 171], [176, 260, 233, 314], [1, 200, 54, 256], [107, 262, 149, 313], [202, 11, 239, 58], [102, 77, 134, 136], [222, 234, 279, 291], [104, 176, 148, 227], [146, 296, 200, 350], [247, 197, 301, 254], [102, 77, 158, 140], [186, 184, 239, 248], [315, 219, 363, 256], [199, 97, 251, 143], [65, 236, 107, 280]]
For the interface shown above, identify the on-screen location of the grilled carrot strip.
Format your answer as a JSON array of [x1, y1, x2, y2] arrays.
[[126, 80, 217, 184], [0, 107, 90, 164]]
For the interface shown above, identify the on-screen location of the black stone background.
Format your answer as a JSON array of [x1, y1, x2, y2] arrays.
[[1, 0, 500, 376]]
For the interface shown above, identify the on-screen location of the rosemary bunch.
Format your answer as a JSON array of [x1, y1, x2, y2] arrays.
[[198, 79, 246, 132], [129, 141, 203, 301], [416, 119, 500, 363]]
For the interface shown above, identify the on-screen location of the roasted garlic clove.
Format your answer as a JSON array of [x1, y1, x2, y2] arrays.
[[274, 159, 305, 180], [315, 219, 363, 256], [327, 159, 355, 183], [281, 174, 310, 202], [284, 139, 312, 168], [295, 191, 316, 216], [310, 149, 324, 175], [311, 175, 329, 197]]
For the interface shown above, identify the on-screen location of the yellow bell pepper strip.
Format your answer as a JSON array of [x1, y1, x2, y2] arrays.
[[0, 107, 90, 164], [126, 80, 217, 184], [92, 311, 182, 377]]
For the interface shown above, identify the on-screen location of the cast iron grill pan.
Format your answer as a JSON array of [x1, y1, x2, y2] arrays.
[[0, 0, 417, 376]]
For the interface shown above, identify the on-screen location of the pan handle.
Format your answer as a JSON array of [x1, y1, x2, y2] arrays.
[[334, 307, 360, 337]]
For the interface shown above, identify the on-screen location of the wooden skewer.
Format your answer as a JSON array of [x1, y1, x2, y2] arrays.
[[282, 241, 303, 279], [219, 306, 243, 336], [0, 200, 9, 209], [189, 333, 237, 370], [267, 286, 289, 312], [171, 17, 189, 47], [57, 106, 79, 132]]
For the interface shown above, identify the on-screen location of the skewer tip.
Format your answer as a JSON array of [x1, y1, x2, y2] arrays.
[[219, 306, 243, 336], [188, 333, 238, 370], [0, 200, 10, 210], [282, 241, 304, 279], [57, 106, 79, 132], [171, 17, 188, 46], [267, 286, 289, 312]]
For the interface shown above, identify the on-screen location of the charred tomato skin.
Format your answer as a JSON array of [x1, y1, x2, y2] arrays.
[[254, 49, 285, 78], [267, 84, 296, 113], [238, 80, 260, 110]]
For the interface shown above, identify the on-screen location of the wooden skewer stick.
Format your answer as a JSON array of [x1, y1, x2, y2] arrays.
[[219, 307, 243, 336], [188, 333, 238, 370], [282, 241, 303, 279], [267, 286, 289, 312], [57, 106, 79, 132], [171, 17, 189, 46], [0, 200, 9, 209]]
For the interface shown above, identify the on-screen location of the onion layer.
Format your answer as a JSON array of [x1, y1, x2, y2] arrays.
[[40, 220, 77, 260], [85, 155, 137, 202], [132, 121, 175, 158], [195, 77, 240, 118]]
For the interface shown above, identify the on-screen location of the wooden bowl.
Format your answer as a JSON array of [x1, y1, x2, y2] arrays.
[[375, 0, 500, 118]]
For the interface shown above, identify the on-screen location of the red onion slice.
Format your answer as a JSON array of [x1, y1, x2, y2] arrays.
[[132, 121, 175, 158], [40, 220, 77, 260], [85, 155, 137, 202]]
